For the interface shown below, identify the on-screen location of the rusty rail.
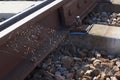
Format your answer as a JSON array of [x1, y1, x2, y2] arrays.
[[0, 0, 97, 80]]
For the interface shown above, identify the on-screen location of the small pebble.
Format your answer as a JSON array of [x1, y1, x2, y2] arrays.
[[116, 61, 120, 67], [115, 71, 120, 80], [25, 46, 120, 80], [110, 76, 118, 80]]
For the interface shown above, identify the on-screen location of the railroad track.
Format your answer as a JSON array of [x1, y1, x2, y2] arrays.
[[0, 0, 101, 80]]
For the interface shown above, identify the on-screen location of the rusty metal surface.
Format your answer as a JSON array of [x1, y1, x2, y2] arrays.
[[0, 1, 65, 80], [0, 53, 24, 80], [3, 30, 67, 80], [0, 10, 60, 58], [61, 0, 97, 26], [0, 0, 97, 80]]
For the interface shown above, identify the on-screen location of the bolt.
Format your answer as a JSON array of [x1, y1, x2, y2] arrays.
[[75, 16, 82, 27]]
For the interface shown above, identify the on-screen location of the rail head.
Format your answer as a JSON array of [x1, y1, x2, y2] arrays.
[[0, 0, 53, 30]]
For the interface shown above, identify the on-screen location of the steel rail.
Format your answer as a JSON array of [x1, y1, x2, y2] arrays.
[[0, 0, 54, 31], [0, 0, 97, 80], [0, 0, 65, 80]]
